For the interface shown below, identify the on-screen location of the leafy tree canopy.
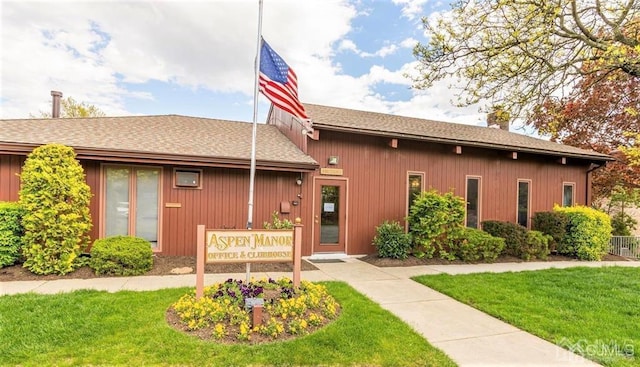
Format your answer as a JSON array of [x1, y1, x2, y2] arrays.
[[412, 0, 640, 118], [528, 66, 640, 201], [33, 96, 106, 118]]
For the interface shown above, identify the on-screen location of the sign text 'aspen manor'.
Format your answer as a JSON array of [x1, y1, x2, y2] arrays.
[[205, 229, 294, 263]]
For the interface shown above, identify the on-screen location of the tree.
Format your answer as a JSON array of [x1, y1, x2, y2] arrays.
[[412, 0, 640, 118], [19, 144, 93, 275], [33, 96, 106, 118], [528, 67, 640, 201]]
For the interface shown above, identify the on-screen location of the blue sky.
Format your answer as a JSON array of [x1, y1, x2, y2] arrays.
[[1, 0, 501, 128]]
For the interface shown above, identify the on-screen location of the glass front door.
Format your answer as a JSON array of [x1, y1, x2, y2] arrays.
[[104, 166, 160, 248], [314, 179, 346, 253]]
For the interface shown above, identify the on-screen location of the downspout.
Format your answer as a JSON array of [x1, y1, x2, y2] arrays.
[[586, 162, 605, 206]]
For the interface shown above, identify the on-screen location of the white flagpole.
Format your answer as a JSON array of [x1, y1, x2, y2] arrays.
[[246, 0, 264, 281]]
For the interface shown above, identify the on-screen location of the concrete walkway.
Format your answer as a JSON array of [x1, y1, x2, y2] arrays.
[[3, 259, 639, 366]]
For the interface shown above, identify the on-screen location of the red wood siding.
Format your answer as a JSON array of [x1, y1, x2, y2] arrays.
[[1, 155, 302, 256], [160, 167, 301, 255], [0, 155, 23, 201], [301, 131, 592, 255]]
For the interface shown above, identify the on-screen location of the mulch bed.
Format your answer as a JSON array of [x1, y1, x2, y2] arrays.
[[0, 255, 318, 282]]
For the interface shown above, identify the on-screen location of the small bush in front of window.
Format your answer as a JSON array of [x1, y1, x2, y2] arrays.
[[407, 189, 465, 258], [372, 220, 412, 259], [0, 202, 26, 268], [448, 228, 505, 262], [89, 235, 153, 276], [521, 230, 551, 261], [531, 211, 568, 253], [481, 220, 527, 258]]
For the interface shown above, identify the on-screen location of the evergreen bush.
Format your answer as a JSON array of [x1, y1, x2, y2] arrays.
[[531, 211, 568, 253], [373, 220, 412, 259], [407, 189, 465, 258], [89, 236, 153, 276], [0, 202, 25, 267], [481, 220, 527, 258], [521, 230, 551, 260], [449, 228, 505, 262], [610, 212, 637, 236], [554, 205, 612, 260], [19, 144, 93, 275]]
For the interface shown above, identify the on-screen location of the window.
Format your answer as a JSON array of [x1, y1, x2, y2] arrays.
[[407, 172, 424, 215], [466, 176, 481, 228], [563, 183, 575, 207], [174, 169, 202, 188], [104, 165, 161, 249], [517, 180, 531, 228]]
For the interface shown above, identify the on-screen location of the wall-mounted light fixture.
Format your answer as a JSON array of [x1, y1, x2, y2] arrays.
[[296, 174, 303, 186], [328, 156, 339, 165]]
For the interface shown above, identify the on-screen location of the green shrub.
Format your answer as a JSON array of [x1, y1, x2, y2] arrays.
[[0, 202, 26, 267], [19, 144, 93, 275], [373, 220, 412, 259], [554, 205, 612, 261], [449, 228, 505, 262], [481, 220, 526, 258], [89, 236, 153, 276], [610, 211, 637, 236], [407, 189, 465, 259], [263, 211, 294, 229], [531, 211, 568, 253], [521, 230, 551, 261]]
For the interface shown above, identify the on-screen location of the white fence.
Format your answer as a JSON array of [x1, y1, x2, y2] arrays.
[[609, 236, 640, 259]]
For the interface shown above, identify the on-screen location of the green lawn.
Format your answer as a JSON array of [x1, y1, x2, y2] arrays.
[[414, 266, 640, 367], [0, 281, 455, 367]]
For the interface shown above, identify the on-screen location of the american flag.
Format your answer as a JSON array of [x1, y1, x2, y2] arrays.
[[258, 39, 308, 120]]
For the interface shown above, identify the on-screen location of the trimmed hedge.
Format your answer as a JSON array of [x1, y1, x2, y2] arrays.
[[523, 230, 551, 261], [407, 189, 465, 258], [481, 220, 527, 257], [449, 228, 505, 262], [0, 202, 25, 267], [481, 220, 550, 260], [373, 220, 412, 259], [89, 236, 153, 276], [532, 211, 568, 253], [554, 205, 612, 261]]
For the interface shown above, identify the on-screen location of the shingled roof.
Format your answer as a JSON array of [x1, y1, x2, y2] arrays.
[[0, 115, 318, 170], [304, 104, 611, 162]]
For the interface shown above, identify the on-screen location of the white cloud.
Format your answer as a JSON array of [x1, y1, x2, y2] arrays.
[[0, 0, 504, 133], [392, 0, 428, 20]]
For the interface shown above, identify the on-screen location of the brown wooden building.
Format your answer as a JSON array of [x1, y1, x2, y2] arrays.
[[0, 105, 611, 257]]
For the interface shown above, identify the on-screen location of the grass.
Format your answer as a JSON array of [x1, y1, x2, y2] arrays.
[[413, 266, 640, 367], [0, 281, 456, 367]]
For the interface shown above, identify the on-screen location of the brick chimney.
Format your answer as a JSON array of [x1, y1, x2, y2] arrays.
[[51, 90, 63, 118]]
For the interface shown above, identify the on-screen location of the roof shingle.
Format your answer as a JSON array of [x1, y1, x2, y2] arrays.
[[0, 114, 317, 167], [304, 104, 611, 161]]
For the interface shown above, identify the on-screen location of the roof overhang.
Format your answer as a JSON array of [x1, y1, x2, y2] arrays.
[[0, 142, 319, 172]]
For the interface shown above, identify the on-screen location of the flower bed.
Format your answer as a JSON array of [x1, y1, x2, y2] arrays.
[[167, 277, 341, 344]]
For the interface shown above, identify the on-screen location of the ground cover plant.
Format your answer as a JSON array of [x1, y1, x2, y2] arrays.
[[0, 282, 456, 367], [414, 266, 639, 367]]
